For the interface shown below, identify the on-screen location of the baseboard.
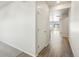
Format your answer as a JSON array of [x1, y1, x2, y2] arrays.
[[37, 44, 49, 57], [63, 36, 74, 57], [0, 41, 36, 57]]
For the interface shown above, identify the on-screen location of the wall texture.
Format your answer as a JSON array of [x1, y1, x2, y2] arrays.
[[69, 2, 79, 57], [0, 2, 36, 56], [36, 2, 49, 56], [60, 16, 69, 37]]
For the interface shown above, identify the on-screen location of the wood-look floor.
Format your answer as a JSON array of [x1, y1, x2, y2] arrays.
[[0, 28, 73, 57], [17, 29, 73, 57], [38, 30, 73, 57]]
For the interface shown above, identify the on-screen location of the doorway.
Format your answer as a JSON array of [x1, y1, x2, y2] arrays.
[[38, 1, 73, 57]]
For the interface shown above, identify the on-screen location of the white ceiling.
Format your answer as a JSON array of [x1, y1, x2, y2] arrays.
[[46, 1, 71, 8], [49, 1, 71, 21], [46, 1, 56, 8], [55, 8, 70, 17]]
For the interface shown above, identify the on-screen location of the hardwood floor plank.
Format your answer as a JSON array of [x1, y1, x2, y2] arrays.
[[38, 30, 73, 57]]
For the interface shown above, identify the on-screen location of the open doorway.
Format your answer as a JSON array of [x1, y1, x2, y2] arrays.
[[48, 1, 73, 57], [50, 11, 60, 31], [38, 1, 73, 57]]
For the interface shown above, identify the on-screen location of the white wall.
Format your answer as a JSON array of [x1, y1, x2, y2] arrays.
[[69, 2, 79, 56], [60, 17, 69, 37], [49, 9, 53, 31], [0, 2, 36, 56], [36, 2, 49, 55]]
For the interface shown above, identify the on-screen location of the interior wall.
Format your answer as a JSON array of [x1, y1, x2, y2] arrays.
[[36, 2, 49, 55], [60, 16, 69, 37], [49, 7, 55, 31], [0, 2, 36, 56], [69, 1, 79, 57]]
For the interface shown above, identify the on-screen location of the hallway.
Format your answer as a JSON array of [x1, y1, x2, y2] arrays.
[[0, 1, 77, 57], [38, 28, 73, 57]]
